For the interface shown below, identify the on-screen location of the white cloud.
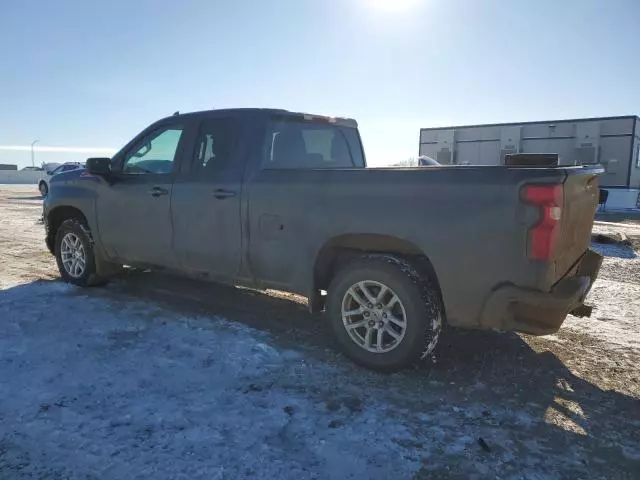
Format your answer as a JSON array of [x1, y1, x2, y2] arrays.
[[0, 145, 117, 154]]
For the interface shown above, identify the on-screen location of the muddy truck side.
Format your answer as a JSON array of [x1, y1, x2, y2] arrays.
[[43, 108, 604, 371]]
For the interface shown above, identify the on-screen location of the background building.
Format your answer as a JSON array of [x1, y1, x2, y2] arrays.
[[419, 116, 640, 191]]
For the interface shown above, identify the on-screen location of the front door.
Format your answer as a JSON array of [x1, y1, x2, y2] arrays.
[[96, 122, 187, 267], [171, 117, 244, 279]]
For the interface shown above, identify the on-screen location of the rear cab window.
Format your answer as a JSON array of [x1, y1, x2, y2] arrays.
[[262, 115, 365, 169]]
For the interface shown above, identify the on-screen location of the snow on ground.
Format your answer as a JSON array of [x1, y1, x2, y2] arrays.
[[0, 191, 56, 289], [593, 220, 640, 235], [562, 239, 640, 350], [0, 185, 639, 479], [2, 279, 638, 480], [565, 278, 640, 350], [0, 282, 425, 479]]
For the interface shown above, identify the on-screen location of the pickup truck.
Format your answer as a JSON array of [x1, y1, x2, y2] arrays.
[[43, 108, 604, 372]]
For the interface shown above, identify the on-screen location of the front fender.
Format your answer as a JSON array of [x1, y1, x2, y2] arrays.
[[44, 173, 102, 253]]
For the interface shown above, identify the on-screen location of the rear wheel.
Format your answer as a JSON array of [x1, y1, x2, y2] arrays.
[[54, 219, 108, 287], [326, 255, 442, 372], [39, 181, 48, 197]]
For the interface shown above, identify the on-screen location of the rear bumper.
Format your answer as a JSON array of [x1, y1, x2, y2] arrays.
[[479, 249, 603, 335]]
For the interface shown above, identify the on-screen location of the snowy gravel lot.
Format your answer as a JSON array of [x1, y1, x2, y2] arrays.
[[0, 185, 639, 479]]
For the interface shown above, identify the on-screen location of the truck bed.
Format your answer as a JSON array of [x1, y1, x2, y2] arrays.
[[247, 164, 603, 328]]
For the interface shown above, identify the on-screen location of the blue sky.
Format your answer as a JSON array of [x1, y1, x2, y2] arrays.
[[1, 0, 638, 168]]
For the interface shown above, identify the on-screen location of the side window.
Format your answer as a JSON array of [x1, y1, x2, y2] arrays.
[[123, 126, 184, 175], [263, 118, 363, 169], [192, 119, 238, 175]]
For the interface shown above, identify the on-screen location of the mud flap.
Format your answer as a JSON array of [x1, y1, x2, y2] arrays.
[[575, 249, 603, 302], [570, 304, 593, 318], [567, 249, 603, 318]]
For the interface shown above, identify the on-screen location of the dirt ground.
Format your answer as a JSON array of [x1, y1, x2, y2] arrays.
[[0, 184, 639, 479]]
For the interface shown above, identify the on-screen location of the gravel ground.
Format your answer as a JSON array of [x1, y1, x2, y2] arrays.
[[0, 185, 639, 479]]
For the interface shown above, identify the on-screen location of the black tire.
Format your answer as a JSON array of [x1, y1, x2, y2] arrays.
[[39, 181, 48, 197], [54, 219, 108, 287], [326, 255, 442, 372]]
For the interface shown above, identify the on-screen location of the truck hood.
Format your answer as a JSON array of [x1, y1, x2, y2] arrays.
[[50, 168, 85, 185]]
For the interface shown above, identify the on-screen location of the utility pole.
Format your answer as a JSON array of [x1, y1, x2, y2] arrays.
[[31, 139, 40, 168]]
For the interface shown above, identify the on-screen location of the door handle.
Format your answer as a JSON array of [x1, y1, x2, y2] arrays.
[[148, 186, 168, 197], [213, 189, 237, 199]]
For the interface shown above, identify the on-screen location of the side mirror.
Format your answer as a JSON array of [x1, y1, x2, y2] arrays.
[[86, 157, 112, 176]]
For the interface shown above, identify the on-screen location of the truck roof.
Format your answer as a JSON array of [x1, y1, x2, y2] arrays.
[[163, 108, 358, 128]]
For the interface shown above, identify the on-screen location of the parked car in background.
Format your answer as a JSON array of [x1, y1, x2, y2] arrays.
[[38, 162, 84, 196], [43, 108, 603, 371]]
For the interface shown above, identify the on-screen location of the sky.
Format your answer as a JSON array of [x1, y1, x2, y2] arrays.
[[1, 0, 639, 168]]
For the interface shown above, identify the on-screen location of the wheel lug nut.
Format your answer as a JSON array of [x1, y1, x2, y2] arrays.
[[376, 304, 382, 309], [382, 312, 387, 318], [364, 311, 370, 317], [367, 303, 373, 309]]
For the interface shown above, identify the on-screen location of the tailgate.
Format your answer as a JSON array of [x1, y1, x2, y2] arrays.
[[553, 170, 600, 280]]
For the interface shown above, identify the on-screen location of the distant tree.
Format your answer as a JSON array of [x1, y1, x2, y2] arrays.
[[391, 156, 440, 167], [391, 157, 419, 167]]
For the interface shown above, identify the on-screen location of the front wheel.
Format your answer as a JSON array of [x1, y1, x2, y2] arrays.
[[326, 255, 442, 372], [55, 219, 108, 287], [39, 181, 48, 197]]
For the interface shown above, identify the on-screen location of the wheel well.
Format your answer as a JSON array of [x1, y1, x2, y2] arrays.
[[311, 234, 443, 313], [46, 206, 88, 253]]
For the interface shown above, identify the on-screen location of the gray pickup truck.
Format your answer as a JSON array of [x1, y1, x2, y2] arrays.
[[43, 108, 603, 371]]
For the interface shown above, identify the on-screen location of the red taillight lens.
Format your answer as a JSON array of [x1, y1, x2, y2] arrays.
[[522, 184, 563, 260]]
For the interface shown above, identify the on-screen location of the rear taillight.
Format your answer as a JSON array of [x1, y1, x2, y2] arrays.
[[522, 184, 563, 260]]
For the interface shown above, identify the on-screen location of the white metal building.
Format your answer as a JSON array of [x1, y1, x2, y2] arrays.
[[419, 116, 640, 208]]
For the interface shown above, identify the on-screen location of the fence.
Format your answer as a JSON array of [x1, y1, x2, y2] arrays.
[[0, 171, 46, 184]]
